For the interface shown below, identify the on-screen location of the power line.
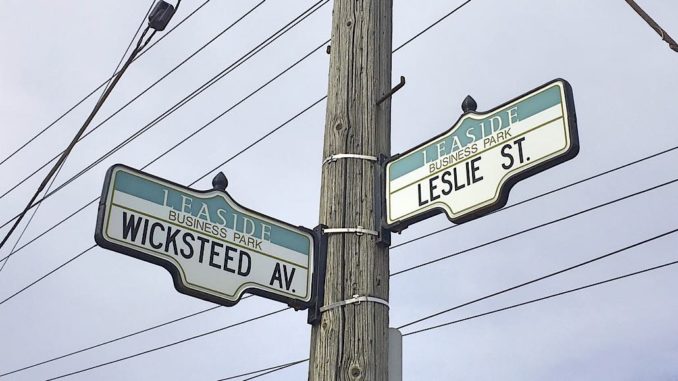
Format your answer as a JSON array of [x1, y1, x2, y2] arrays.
[[212, 233, 678, 380], [0, 126, 672, 309], [2, 140, 674, 267], [0, 95, 327, 307], [206, 231, 678, 381], [0, 94, 326, 376], [0, 245, 96, 308], [0, 41, 327, 261], [0, 0, 266, 203], [100, 0, 157, 98], [0, 197, 100, 263], [0, 95, 328, 265], [43, 308, 290, 381], [169, 6, 485, 379], [624, 0, 678, 52], [0, 294, 251, 378], [393, 0, 472, 53], [402, 252, 678, 337], [0, 136, 672, 313], [0, 0, 479, 246], [397, 228, 678, 330], [391, 145, 678, 250], [0, 0, 211, 169], [242, 359, 309, 380], [36, 6, 327, 203], [0, 0, 468, 229], [0, 163, 65, 276], [0, 0, 328, 230], [0, 305, 219, 377], [391, 177, 678, 277], [227, 183, 678, 381], [11, 172, 670, 375], [4, 0, 657, 378], [0, 1, 156, 276], [129, 40, 328, 170], [216, 359, 309, 381], [0, 0, 652, 373], [0, 17, 161, 251]]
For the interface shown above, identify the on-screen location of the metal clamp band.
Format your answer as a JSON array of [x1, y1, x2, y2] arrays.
[[322, 154, 378, 166], [323, 226, 379, 237], [320, 294, 389, 312]]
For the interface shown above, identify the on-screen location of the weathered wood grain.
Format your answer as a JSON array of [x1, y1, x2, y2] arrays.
[[309, 1, 392, 380]]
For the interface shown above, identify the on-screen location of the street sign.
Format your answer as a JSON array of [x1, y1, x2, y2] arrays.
[[95, 164, 316, 308], [385, 79, 579, 229]]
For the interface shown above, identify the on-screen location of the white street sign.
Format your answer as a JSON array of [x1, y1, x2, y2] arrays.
[[95, 164, 315, 308], [385, 79, 579, 228]]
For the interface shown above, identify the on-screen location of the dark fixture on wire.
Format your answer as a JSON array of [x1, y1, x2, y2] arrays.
[[148, 0, 181, 31]]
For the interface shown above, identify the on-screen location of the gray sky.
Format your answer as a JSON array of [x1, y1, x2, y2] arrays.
[[1, 0, 677, 380]]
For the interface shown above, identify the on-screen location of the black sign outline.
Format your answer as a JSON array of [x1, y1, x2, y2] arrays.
[[384, 78, 579, 232], [94, 164, 319, 310]]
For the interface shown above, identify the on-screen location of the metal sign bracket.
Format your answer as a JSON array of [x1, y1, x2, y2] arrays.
[[307, 225, 328, 325], [320, 294, 390, 313], [375, 154, 392, 246]]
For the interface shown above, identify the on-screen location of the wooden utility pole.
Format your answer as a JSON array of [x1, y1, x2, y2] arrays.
[[309, 0, 392, 380]]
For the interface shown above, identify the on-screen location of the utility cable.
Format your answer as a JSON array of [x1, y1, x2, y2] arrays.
[[0, 0, 265, 202], [0, 40, 326, 258], [216, 359, 309, 381], [0, 0, 211, 169], [0, 295, 250, 377], [0, 95, 328, 264], [391, 145, 678, 250], [43, 307, 290, 381], [0, 95, 328, 307], [0, 164, 64, 275], [0, 96, 327, 377], [397, 228, 678, 330], [0, 136, 672, 308], [242, 359, 309, 380], [207, 230, 678, 381], [2, 167, 672, 373], [209, 229, 678, 380], [0, 0, 476, 236], [0, 1, 156, 274], [99, 0, 157, 97], [624, 0, 678, 52], [0, 128, 669, 305], [0, 21, 159, 251], [403, 253, 678, 337], [0, 0, 467, 226], [393, 0, 472, 53], [391, 177, 678, 277], [0, 245, 96, 308], [2, 139, 674, 265], [4, 1, 668, 377], [171, 7, 486, 380], [0, 305, 219, 377], [0, 0, 328, 228]]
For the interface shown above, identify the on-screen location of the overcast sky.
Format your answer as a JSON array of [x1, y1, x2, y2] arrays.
[[0, 0, 677, 380]]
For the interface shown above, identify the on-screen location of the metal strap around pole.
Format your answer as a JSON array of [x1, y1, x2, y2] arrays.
[[323, 226, 379, 237], [322, 154, 378, 166], [320, 294, 390, 313]]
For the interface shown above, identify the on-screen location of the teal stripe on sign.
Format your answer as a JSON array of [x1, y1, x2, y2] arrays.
[[113, 170, 310, 256], [389, 84, 563, 181], [115, 170, 165, 205]]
